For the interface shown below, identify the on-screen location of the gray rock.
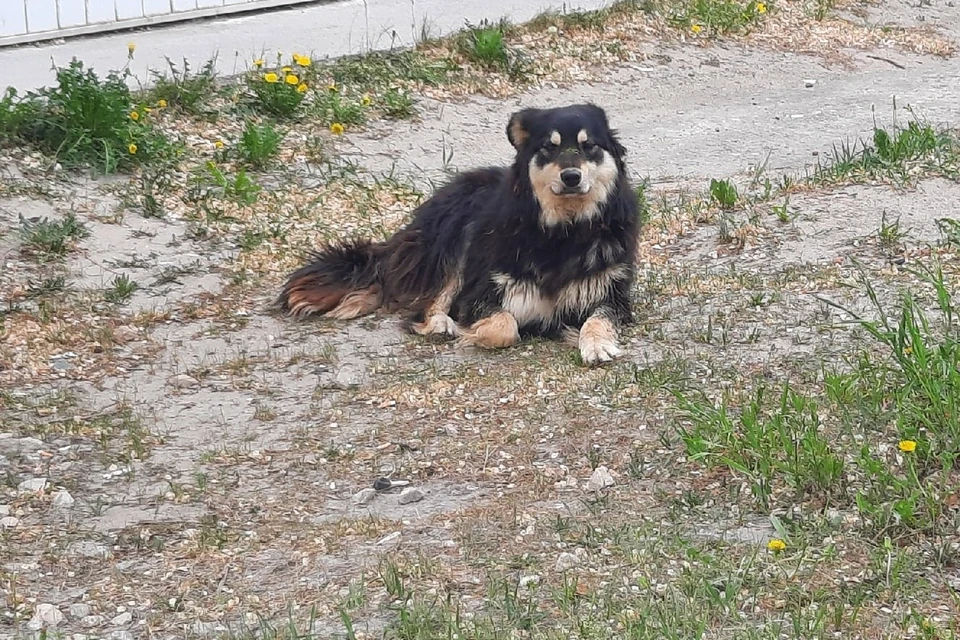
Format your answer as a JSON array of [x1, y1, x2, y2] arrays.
[[110, 612, 132, 626], [586, 466, 615, 492], [52, 490, 75, 509], [81, 615, 104, 628], [398, 487, 425, 505], [108, 631, 135, 640], [353, 488, 377, 505], [0, 505, 9, 516], [29, 603, 64, 629], [0, 436, 44, 455], [555, 552, 580, 572], [0, 516, 19, 528], [69, 603, 92, 619], [18, 477, 48, 493]]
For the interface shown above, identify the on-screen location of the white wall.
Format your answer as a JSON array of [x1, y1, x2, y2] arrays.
[[0, 0, 318, 46]]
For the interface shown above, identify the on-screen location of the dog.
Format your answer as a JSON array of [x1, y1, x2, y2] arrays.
[[276, 103, 641, 365]]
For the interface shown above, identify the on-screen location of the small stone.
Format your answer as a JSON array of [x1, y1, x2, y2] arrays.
[[556, 552, 580, 572], [0, 516, 19, 528], [586, 466, 615, 492], [398, 487, 425, 505], [803, 78, 816, 88], [378, 531, 402, 545], [52, 359, 74, 371], [69, 603, 92, 619], [0, 505, 9, 516], [109, 631, 135, 640], [18, 477, 48, 493], [81, 615, 104, 627], [29, 603, 64, 629], [353, 488, 377, 505], [110, 611, 132, 626], [112, 326, 140, 343], [69, 541, 113, 559], [53, 490, 75, 509], [170, 374, 199, 389]]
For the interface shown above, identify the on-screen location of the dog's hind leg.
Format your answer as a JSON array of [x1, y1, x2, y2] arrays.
[[456, 311, 520, 350], [409, 265, 464, 338]]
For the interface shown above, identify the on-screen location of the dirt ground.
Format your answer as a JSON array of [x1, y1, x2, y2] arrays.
[[2, 0, 960, 638]]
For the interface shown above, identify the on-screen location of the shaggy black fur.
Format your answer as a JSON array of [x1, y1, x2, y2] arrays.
[[277, 103, 640, 347]]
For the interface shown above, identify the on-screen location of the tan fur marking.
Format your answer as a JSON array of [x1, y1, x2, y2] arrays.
[[550, 130, 562, 146], [577, 129, 588, 143], [528, 150, 619, 227], [579, 313, 621, 365], [509, 119, 529, 149], [327, 286, 381, 320], [458, 311, 520, 350], [411, 265, 464, 336]]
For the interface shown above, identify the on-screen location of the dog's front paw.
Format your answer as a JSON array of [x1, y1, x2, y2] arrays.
[[578, 316, 622, 366], [457, 311, 520, 350], [412, 313, 461, 338]]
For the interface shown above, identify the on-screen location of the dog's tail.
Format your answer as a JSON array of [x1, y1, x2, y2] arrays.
[[277, 239, 386, 319]]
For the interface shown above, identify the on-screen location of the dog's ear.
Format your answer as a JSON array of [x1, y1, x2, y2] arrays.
[[506, 108, 540, 151], [608, 129, 627, 163]]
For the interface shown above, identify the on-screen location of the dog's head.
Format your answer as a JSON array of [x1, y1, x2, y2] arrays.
[[506, 104, 626, 227]]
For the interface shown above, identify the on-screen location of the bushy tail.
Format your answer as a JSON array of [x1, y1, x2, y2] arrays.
[[277, 239, 386, 319]]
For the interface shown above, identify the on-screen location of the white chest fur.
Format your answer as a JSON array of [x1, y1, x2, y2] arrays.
[[492, 265, 627, 327]]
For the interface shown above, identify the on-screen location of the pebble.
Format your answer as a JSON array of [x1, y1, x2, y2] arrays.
[[353, 488, 377, 505], [53, 490, 76, 509], [803, 78, 816, 88], [378, 531, 402, 545], [556, 552, 580, 572], [586, 466, 615, 492], [69, 603, 92, 619], [81, 615, 104, 628], [28, 603, 64, 629], [0, 505, 9, 516], [0, 516, 19, 528], [0, 436, 44, 454], [18, 477, 48, 493], [398, 487, 425, 505], [110, 612, 132, 626], [109, 631, 135, 640], [69, 541, 113, 559], [170, 374, 199, 389]]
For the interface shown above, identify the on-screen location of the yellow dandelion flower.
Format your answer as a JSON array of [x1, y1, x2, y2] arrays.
[[129, 110, 140, 121], [757, 1, 767, 12], [903, 345, 913, 355], [767, 539, 786, 552], [361, 94, 372, 106], [327, 83, 338, 94], [898, 440, 917, 453], [330, 122, 345, 135], [691, 24, 703, 34], [253, 59, 265, 69], [286, 74, 299, 85], [215, 140, 224, 149], [282, 66, 292, 73], [157, 99, 168, 108], [297, 83, 308, 94], [128, 143, 138, 154], [264, 72, 279, 83], [127, 42, 136, 55], [295, 54, 311, 67], [144, 107, 152, 113]]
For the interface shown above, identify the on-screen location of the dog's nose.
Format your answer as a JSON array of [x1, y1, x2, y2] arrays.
[[560, 168, 582, 188]]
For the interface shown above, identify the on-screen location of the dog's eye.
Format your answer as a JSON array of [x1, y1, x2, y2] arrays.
[[582, 141, 597, 152], [541, 142, 557, 153]]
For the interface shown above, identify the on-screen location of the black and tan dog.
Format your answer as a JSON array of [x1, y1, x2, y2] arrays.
[[276, 103, 641, 365]]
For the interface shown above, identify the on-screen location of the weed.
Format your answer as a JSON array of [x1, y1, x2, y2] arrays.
[[313, 88, 366, 128], [877, 210, 905, 252], [380, 87, 415, 119], [246, 54, 310, 118], [145, 56, 219, 116], [672, 0, 769, 35], [0, 59, 179, 173], [193, 161, 261, 205], [457, 19, 532, 79], [328, 50, 456, 89], [19, 212, 89, 258], [103, 274, 140, 304], [709, 178, 739, 210], [237, 120, 284, 170]]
